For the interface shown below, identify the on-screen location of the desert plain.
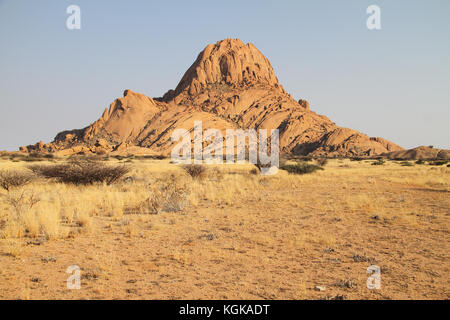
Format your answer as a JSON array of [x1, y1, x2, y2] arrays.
[[0, 154, 448, 300]]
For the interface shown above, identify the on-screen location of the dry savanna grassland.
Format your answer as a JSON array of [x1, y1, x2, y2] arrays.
[[0, 153, 448, 300]]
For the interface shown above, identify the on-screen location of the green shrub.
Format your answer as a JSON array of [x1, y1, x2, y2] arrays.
[[400, 161, 414, 167], [415, 159, 425, 165], [280, 162, 324, 175]]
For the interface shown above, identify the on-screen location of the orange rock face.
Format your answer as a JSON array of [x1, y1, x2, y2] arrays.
[[22, 39, 404, 157], [171, 39, 282, 98]]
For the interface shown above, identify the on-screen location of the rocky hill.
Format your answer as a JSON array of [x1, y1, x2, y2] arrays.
[[22, 38, 403, 157], [381, 146, 450, 160]]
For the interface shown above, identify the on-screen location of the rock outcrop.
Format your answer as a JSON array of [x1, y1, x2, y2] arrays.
[[168, 38, 283, 99], [22, 38, 404, 157], [381, 146, 450, 160]]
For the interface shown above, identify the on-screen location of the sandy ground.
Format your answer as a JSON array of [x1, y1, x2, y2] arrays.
[[0, 158, 448, 299]]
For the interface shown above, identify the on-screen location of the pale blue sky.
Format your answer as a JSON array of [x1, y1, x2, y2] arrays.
[[0, 0, 449, 151]]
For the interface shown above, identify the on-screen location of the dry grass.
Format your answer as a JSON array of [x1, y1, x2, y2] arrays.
[[0, 157, 448, 299], [1, 157, 446, 240], [2, 240, 23, 257]]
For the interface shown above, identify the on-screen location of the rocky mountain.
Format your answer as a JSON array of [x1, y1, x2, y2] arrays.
[[22, 38, 403, 157]]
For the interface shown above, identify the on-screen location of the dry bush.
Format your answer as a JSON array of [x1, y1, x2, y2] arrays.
[[0, 190, 40, 239], [429, 160, 448, 166], [0, 170, 35, 191], [205, 167, 224, 181], [136, 176, 189, 214], [3, 190, 40, 216], [254, 158, 276, 173], [95, 150, 107, 156], [0, 151, 10, 159], [20, 152, 52, 162], [371, 159, 385, 166], [158, 181, 189, 212], [315, 158, 328, 166], [84, 154, 106, 161], [280, 162, 324, 175], [182, 164, 206, 179], [299, 156, 313, 162], [28, 161, 129, 185], [135, 154, 167, 160], [0, 189, 74, 240]]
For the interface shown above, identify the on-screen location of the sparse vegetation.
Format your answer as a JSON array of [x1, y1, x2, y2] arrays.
[[182, 164, 206, 179], [400, 161, 414, 166], [315, 158, 328, 166], [135, 154, 167, 160], [429, 160, 448, 166], [3, 240, 23, 258], [254, 159, 274, 173], [3, 190, 40, 215], [371, 159, 385, 166], [154, 178, 189, 213], [0, 170, 34, 191], [0, 157, 448, 299], [134, 178, 189, 214], [280, 162, 324, 175], [28, 161, 129, 185]]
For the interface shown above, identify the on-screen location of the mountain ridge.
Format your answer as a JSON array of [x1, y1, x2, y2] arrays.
[[21, 38, 404, 157]]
